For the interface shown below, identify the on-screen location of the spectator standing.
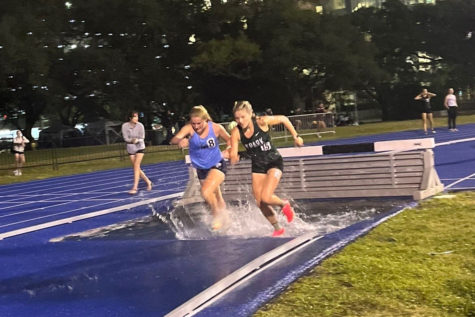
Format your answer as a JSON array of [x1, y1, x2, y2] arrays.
[[12, 130, 29, 176], [414, 88, 437, 134], [122, 111, 152, 195], [444, 88, 459, 131]]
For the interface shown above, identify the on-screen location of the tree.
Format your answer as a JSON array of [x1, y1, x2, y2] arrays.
[[0, 0, 61, 140], [352, 0, 474, 120]]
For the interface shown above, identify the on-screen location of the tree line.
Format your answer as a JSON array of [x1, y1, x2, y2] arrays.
[[0, 0, 473, 140]]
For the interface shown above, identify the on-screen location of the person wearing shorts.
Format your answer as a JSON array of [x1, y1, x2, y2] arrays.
[[414, 88, 437, 134], [229, 100, 304, 237], [121, 111, 152, 195], [170, 105, 231, 231], [12, 130, 29, 176]]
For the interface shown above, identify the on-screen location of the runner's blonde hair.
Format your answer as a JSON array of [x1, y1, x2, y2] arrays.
[[189, 105, 212, 121], [233, 100, 253, 114]]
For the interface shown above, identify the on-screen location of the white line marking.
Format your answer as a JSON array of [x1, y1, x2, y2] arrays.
[[0, 192, 183, 240], [435, 137, 475, 147], [0, 187, 187, 223], [444, 172, 475, 189], [434, 136, 475, 190]]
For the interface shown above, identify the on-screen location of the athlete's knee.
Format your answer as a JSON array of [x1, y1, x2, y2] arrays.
[[261, 189, 274, 205], [201, 186, 216, 201]]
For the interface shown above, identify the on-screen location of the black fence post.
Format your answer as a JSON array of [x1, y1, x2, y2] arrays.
[[118, 143, 126, 161], [51, 148, 59, 170]]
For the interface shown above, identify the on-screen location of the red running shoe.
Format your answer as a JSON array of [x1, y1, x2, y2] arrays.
[[272, 228, 285, 237], [281, 200, 294, 223]]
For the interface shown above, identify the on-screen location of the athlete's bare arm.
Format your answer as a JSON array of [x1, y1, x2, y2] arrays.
[[261, 115, 303, 147], [170, 124, 193, 148], [229, 127, 240, 164]]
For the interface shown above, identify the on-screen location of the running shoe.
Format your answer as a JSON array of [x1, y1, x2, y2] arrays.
[[211, 213, 231, 232], [272, 228, 285, 237], [281, 200, 294, 223], [431, 130, 436, 134]]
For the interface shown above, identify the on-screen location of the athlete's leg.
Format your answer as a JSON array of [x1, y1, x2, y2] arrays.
[[427, 113, 435, 131], [138, 165, 152, 190], [453, 107, 457, 129], [129, 153, 144, 193], [260, 168, 284, 207], [14, 153, 22, 175], [200, 168, 226, 217], [421, 113, 427, 133], [14, 153, 21, 169], [252, 172, 278, 226], [18, 153, 25, 174]]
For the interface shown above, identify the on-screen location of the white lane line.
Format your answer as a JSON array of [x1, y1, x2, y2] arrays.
[[444, 172, 475, 189], [0, 175, 188, 214], [435, 137, 475, 147], [0, 192, 183, 240], [0, 169, 189, 196], [434, 137, 475, 190], [0, 163, 187, 195], [0, 186, 186, 220], [14, 172, 188, 196]]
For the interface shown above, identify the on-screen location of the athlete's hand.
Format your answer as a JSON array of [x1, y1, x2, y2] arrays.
[[230, 154, 240, 165], [221, 149, 230, 159], [131, 138, 138, 144], [178, 138, 189, 149], [294, 136, 304, 147]]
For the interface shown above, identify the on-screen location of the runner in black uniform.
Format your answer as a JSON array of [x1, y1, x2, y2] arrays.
[[230, 100, 304, 237], [414, 88, 437, 134], [239, 117, 283, 174]]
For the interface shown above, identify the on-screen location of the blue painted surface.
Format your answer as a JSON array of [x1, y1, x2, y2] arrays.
[[1, 234, 289, 316], [0, 124, 473, 316]]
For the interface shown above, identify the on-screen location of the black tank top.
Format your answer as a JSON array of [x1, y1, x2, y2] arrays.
[[421, 95, 430, 105], [238, 118, 280, 161]]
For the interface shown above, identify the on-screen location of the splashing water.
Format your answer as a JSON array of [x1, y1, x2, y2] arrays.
[[51, 196, 410, 242]]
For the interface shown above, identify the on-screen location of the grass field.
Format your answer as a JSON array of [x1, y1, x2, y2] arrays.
[[255, 192, 475, 317]]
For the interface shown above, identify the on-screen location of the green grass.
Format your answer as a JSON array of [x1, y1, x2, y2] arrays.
[[1, 114, 474, 185], [255, 192, 475, 317]]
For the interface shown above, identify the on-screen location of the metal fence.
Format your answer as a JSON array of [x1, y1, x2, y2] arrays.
[[220, 112, 336, 140], [0, 112, 335, 175], [0, 140, 182, 175]]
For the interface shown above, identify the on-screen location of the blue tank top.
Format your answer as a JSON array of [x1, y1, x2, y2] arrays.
[[189, 121, 223, 169]]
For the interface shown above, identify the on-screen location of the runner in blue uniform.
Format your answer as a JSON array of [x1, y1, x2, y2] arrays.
[[170, 105, 231, 231], [229, 101, 304, 237]]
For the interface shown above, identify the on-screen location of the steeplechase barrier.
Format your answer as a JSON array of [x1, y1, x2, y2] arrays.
[[180, 138, 443, 205]]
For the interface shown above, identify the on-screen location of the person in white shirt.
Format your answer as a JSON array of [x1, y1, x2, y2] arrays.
[[444, 88, 459, 132], [122, 111, 152, 195], [12, 130, 29, 176]]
